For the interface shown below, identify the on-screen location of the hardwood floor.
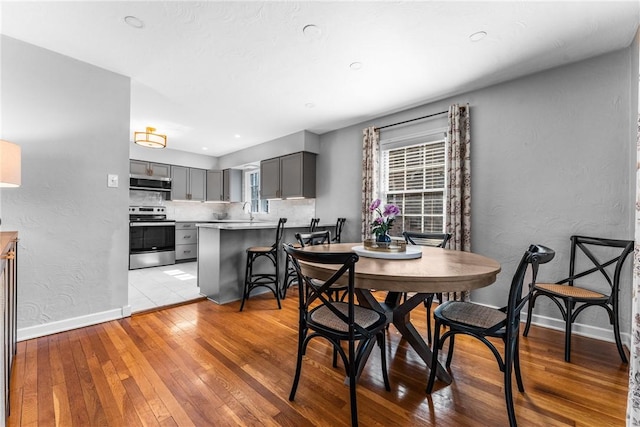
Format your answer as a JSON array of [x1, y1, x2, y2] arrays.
[[8, 292, 628, 426]]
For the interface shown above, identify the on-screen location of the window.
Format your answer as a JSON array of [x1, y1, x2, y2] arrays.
[[244, 170, 269, 213], [381, 136, 446, 237]]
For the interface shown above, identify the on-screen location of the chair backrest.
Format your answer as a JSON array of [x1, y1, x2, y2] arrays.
[[296, 230, 331, 247], [332, 218, 346, 243], [284, 244, 367, 332], [505, 244, 555, 335], [271, 218, 287, 250], [309, 218, 320, 232], [403, 231, 451, 248], [565, 235, 634, 297]]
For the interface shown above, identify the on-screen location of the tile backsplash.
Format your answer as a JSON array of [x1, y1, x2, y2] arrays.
[[129, 190, 316, 224]]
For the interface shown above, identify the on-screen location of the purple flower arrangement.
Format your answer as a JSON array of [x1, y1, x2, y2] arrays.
[[369, 198, 400, 239]]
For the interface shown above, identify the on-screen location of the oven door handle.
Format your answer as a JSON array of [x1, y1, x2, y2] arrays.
[[130, 222, 176, 227]]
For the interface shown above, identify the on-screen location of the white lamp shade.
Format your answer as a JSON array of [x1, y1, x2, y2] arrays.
[[0, 140, 21, 188]]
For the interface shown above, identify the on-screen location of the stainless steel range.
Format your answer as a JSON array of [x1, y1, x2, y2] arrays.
[[129, 206, 176, 270]]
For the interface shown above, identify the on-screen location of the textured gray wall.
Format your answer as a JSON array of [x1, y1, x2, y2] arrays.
[[1, 36, 130, 329], [316, 46, 637, 337]]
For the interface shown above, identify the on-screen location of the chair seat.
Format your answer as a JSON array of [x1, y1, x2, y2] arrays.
[[247, 246, 274, 253], [437, 301, 506, 331], [534, 283, 606, 300], [310, 302, 385, 333]]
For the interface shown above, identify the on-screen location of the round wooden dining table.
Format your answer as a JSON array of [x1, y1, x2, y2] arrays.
[[297, 242, 501, 385]]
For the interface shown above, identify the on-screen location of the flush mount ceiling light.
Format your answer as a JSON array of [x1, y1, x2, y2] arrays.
[[302, 24, 321, 39], [124, 15, 144, 29], [469, 31, 487, 42], [134, 127, 166, 149]]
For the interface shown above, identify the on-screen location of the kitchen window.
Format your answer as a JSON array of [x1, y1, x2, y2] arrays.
[[245, 170, 269, 213], [380, 131, 446, 236]]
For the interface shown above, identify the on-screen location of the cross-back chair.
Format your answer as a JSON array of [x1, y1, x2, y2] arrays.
[[284, 244, 390, 427], [332, 218, 346, 243], [523, 235, 634, 363], [427, 244, 555, 427], [402, 231, 451, 344]]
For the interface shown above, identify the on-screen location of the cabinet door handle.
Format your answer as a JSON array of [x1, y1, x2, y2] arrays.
[[184, 250, 191, 254], [183, 235, 191, 239]]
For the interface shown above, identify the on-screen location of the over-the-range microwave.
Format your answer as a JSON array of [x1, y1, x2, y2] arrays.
[[129, 175, 172, 193]]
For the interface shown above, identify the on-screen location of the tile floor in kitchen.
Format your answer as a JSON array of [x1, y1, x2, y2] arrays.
[[128, 261, 202, 313]]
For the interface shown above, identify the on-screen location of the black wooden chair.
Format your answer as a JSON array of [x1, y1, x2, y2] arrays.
[[239, 218, 287, 311], [402, 231, 451, 344], [280, 230, 331, 299], [281, 220, 322, 299], [427, 244, 555, 427], [284, 244, 390, 427], [332, 218, 346, 243], [523, 235, 634, 363]]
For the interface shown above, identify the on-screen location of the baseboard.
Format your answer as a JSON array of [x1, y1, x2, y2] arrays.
[[522, 311, 631, 349], [17, 306, 131, 342]]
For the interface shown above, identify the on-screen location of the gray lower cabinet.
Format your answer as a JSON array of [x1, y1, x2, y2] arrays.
[[260, 151, 316, 199], [172, 166, 206, 201], [175, 223, 197, 261]]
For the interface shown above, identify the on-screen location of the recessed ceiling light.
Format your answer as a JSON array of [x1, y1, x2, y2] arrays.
[[234, 134, 241, 138], [469, 31, 487, 42], [202, 147, 208, 151], [305, 103, 315, 108], [302, 24, 321, 38], [124, 16, 144, 29], [350, 62, 363, 71]]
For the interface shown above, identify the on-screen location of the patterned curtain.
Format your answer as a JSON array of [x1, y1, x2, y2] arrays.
[[626, 114, 640, 424], [361, 127, 380, 241], [443, 103, 471, 302]]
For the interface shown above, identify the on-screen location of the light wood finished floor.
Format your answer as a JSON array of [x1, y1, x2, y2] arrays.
[[8, 293, 628, 426]]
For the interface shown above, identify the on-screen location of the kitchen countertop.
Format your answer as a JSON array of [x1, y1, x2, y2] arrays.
[[195, 221, 334, 230]]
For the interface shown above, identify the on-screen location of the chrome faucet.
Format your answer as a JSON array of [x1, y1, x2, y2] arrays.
[[242, 201, 255, 221]]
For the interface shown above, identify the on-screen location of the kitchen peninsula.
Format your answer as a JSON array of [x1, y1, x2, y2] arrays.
[[197, 221, 331, 304]]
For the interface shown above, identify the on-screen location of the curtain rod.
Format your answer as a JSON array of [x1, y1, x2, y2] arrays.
[[375, 110, 447, 131]]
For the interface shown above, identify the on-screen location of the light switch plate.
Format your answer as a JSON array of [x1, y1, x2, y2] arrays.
[[108, 174, 119, 188]]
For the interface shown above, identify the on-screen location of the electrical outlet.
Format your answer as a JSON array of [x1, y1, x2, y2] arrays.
[[108, 174, 119, 188]]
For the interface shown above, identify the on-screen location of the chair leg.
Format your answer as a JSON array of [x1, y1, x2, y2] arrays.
[[348, 340, 358, 427], [289, 326, 306, 401], [424, 294, 434, 345], [564, 301, 574, 363], [504, 343, 518, 427], [378, 332, 391, 391], [612, 306, 628, 363], [426, 320, 442, 394], [523, 292, 537, 337], [513, 335, 524, 392], [445, 335, 455, 369], [239, 253, 253, 312]]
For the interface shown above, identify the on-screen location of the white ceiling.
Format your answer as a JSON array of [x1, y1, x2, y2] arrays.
[[2, 1, 639, 156]]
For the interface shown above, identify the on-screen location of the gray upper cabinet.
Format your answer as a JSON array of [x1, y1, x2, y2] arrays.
[[206, 170, 223, 201], [189, 168, 206, 201], [130, 160, 171, 178], [260, 152, 316, 199], [223, 169, 242, 202], [171, 165, 206, 201], [260, 157, 281, 199]]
